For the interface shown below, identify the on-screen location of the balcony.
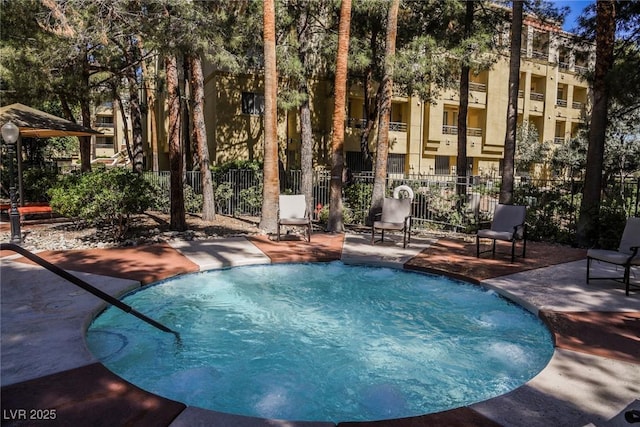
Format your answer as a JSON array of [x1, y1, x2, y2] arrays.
[[442, 125, 483, 137], [572, 101, 583, 110], [556, 99, 568, 107], [348, 118, 407, 132], [575, 65, 588, 74], [348, 118, 367, 129], [554, 137, 565, 144], [530, 92, 544, 102], [389, 121, 407, 132], [469, 82, 487, 92], [532, 50, 547, 61]]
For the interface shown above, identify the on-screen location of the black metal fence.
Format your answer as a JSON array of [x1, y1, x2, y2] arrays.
[[144, 170, 640, 239]]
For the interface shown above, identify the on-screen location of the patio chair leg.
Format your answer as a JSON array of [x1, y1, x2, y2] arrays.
[[511, 240, 516, 263], [277, 224, 281, 241], [491, 240, 496, 257], [586, 257, 591, 283], [624, 265, 630, 296], [476, 236, 480, 258]]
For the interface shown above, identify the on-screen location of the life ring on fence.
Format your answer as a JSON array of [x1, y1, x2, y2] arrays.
[[393, 185, 414, 200]]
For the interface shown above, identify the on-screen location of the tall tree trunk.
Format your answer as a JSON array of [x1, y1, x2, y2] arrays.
[[499, 0, 523, 205], [576, 0, 616, 247], [327, 0, 352, 233], [368, 0, 400, 224], [189, 54, 216, 222], [80, 45, 92, 173], [128, 75, 144, 173], [359, 28, 381, 171], [457, 0, 474, 199], [115, 93, 133, 162], [140, 43, 159, 172], [260, 0, 280, 233], [166, 53, 186, 231], [296, 10, 314, 219], [80, 103, 92, 173], [181, 55, 191, 173], [122, 35, 144, 173]]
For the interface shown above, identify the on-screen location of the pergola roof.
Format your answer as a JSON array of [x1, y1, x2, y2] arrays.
[[0, 103, 101, 138]]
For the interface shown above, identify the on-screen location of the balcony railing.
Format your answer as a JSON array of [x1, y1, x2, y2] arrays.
[[554, 137, 565, 144], [348, 118, 367, 129], [442, 125, 482, 137], [558, 62, 570, 70], [469, 82, 487, 92], [443, 125, 458, 135], [532, 50, 547, 61], [348, 118, 407, 132], [518, 90, 524, 98], [389, 121, 408, 132], [556, 99, 567, 107], [572, 101, 583, 110], [530, 92, 544, 102], [575, 65, 588, 74]]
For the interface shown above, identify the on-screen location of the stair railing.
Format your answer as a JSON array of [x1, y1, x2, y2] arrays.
[[1, 243, 180, 339]]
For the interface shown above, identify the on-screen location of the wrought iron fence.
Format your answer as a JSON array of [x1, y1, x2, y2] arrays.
[[143, 170, 639, 238]]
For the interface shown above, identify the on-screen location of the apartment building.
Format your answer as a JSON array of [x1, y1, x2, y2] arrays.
[[340, 22, 592, 177], [94, 12, 592, 177], [194, 17, 592, 179], [90, 101, 130, 167]]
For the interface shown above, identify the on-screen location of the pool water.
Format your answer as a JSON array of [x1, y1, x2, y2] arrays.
[[86, 262, 554, 423]]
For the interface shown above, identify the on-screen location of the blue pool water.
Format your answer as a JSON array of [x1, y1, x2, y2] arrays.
[[86, 262, 554, 423]]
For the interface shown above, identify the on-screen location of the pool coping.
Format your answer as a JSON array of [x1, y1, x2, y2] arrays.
[[1, 232, 639, 426]]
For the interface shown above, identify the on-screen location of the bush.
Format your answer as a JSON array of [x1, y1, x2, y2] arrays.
[[48, 168, 154, 239], [597, 202, 628, 250], [148, 181, 202, 215], [22, 166, 59, 202], [317, 204, 354, 225]]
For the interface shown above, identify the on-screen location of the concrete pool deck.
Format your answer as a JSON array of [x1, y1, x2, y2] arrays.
[[1, 232, 638, 426]]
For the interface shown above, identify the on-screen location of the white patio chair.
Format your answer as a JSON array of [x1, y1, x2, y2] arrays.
[[371, 197, 413, 248], [587, 217, 640, 296], [277, 194, 311, 242], [476, 204, 527, 262]]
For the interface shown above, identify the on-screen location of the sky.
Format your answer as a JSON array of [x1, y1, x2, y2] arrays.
[[550, 0, 594, 32]]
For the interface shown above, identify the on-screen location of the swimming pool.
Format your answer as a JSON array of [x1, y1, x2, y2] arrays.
[[86, 261, 554, 423]]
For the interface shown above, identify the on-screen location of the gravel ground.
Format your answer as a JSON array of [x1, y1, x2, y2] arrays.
[[0, 211, 264, 252], [1, 211, 467, 253]]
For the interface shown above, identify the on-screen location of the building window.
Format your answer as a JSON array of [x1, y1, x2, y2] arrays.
[[96, 115, 114, 127], [241, 92, 265, 115], [387, 153, 405, 175], [435, 156, 449, 175]]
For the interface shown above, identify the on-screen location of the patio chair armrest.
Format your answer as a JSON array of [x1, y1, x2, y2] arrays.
[[513, 222, 527, 239]]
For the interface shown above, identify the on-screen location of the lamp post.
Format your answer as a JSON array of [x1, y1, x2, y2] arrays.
[[2, 121, 21, 244]]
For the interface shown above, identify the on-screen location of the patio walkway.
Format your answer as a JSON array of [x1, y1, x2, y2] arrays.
[[1, 231, 638, 427]]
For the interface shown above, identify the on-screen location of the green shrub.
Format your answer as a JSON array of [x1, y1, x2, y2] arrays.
[[317, 204, 354, 225], [48, 168, 154, 239], [22, 166, 59, 202], [148, 182, 202, 214], [239, 185, 262, 214], [597, 202, 628, 250]]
